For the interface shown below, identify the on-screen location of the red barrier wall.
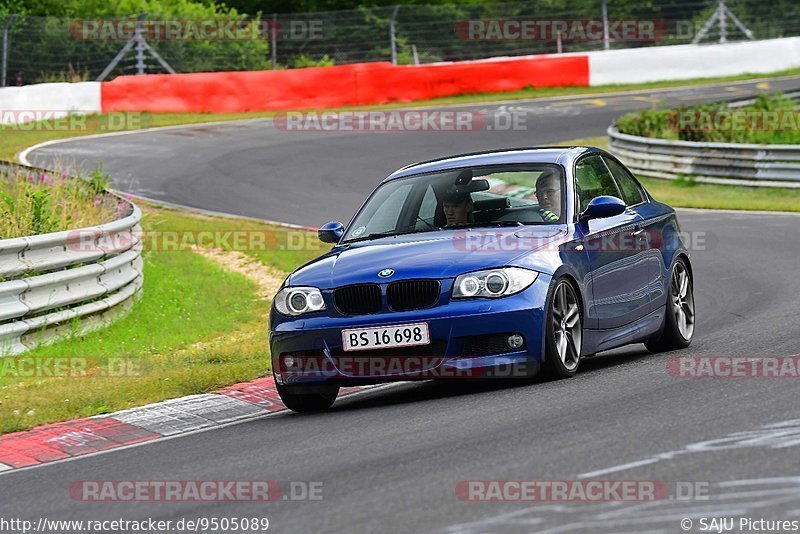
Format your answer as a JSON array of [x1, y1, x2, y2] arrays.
[[101, 55, 589, 114]]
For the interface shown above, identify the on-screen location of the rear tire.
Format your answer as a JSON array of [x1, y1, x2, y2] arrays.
[[645, 257, 695, 353], [541, 278, 583, 379], [276, 382, 339, 413]]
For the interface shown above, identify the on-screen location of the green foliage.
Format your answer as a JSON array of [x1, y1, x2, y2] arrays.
[[27, 188, 55, 234], [750, 92, 796, 111], [615, 93, 800, 144], [6, 0, 800, 81], [0, 1, 26, 15], [672, 174, 698, 188], [3, 2, 270, 83], [86, 167, 111, 195], [35, 63, 90, 83], [616, 109, 678, 139], [290, 53, 334, 68], [0, 167, 119, 238]]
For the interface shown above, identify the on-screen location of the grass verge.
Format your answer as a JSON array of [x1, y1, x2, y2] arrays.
[[0, 202, 323, 434], [554, 136, 800, 212]]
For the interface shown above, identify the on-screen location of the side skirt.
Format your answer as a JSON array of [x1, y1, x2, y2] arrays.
[[582, 306, 666, 355]]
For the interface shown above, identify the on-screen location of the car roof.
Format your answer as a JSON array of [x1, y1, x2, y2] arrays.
[[384, 146, 604, 182]]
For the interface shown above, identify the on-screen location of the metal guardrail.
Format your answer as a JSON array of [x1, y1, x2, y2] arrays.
[[608, 126, 800, 188], [0, 161, 143, 355], [607, 91, 800, 188]]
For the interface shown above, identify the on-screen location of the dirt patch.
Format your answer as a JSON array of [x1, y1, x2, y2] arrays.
[[191, 246, 286, 299]]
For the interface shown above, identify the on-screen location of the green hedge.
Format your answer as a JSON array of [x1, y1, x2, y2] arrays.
[[615, 93, 800, 144]]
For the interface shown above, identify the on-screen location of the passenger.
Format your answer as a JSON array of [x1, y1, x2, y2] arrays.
[[535, 171, 561, 222]]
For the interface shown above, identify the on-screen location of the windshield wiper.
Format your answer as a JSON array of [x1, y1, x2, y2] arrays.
[[416, 215, 438, 230], [343, 221, 526, 243], [344, 227, 439, 244]]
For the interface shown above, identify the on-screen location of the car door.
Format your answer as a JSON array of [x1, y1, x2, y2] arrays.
[[603, 155, 663, 314], [575, 155, 651, 329]]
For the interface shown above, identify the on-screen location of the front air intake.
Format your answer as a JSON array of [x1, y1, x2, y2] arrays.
[[333, 284, 382, 314], [387, 280, 440, 311]]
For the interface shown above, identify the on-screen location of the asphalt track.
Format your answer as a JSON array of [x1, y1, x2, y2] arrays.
[[23, 75, 800, 226], [4, 76, 800, 533]]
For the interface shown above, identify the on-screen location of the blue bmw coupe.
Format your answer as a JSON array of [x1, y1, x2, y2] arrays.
[[269, 147, 695, 412]]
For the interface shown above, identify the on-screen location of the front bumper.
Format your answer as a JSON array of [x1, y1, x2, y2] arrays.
[[269, 276, 551, 386]]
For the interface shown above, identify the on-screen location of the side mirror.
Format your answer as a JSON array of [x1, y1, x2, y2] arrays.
[[318, 221, 344, 243], [580, 196, 626, 222]]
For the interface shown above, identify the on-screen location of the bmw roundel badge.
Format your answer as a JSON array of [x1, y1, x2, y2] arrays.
[[378, 269, 395, 278]]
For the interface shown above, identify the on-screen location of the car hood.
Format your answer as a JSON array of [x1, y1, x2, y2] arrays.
[[288, 227, 569, 288]]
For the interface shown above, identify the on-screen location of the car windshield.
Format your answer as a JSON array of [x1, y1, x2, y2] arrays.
[[343, 164, 565, 243]]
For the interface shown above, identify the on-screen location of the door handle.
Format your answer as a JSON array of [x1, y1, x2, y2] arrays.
[[631, 225, 649, 248]]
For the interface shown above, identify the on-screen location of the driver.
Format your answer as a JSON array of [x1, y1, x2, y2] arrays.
[[442, 190, 473, 227], [535, 171, 561, 222]]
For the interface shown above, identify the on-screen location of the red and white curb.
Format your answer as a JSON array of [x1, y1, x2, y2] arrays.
[[0, 378, 374, 472]]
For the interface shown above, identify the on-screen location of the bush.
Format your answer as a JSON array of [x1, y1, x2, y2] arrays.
[[615, 93, 800, 144], [289, 54, 335, 68], [0, 167, 121, 238], [616, 109, 677, 139], [4, 3, 271, 83]]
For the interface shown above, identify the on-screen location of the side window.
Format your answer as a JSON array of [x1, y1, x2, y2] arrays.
[[574, 156, 622, 212], [604, 157, 645, 206], [415, 185, 438, 229]]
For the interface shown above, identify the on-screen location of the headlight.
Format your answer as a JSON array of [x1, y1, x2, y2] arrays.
[[452, 268, 538, 298], [274, 287, 326, 316]]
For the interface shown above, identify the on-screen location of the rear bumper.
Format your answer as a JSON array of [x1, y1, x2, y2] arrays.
[[269, 278, 550, 386]]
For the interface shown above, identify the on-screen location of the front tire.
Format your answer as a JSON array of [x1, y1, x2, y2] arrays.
[[646, 257, 695, 353], [542, 278, 583, 379], [276, 382, 339, 413]]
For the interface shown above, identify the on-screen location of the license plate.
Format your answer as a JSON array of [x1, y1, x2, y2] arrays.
[[341, 323, 430, 352]]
